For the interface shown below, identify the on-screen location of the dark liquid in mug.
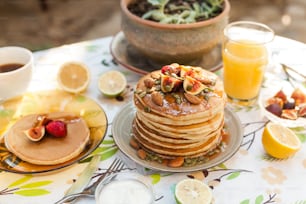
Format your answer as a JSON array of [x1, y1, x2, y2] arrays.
[[0, 63, 24, 73]]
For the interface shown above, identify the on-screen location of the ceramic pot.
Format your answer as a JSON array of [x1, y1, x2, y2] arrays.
[[120, 0, 230, 65]]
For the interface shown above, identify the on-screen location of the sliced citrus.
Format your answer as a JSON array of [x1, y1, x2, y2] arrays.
[[98, 70, 127, 97], [175, 179, 212, 204], [57, 62, 90, 93], [262, 123, 301, 159]]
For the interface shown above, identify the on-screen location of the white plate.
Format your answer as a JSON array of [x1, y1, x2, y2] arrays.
[[112, 102, 243, 172], [259, 92, 306, 128]]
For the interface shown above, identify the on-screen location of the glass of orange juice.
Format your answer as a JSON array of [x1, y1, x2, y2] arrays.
[[222, 21, 274, 105]]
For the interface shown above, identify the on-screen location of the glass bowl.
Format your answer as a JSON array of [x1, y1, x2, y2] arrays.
[[95, 172, 155, 204]]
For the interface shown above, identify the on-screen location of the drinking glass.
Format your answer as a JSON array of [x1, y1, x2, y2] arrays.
[[222, 21, 274, 105]]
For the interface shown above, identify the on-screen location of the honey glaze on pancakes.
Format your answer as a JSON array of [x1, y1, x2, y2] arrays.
[[4, 112, 90, 165]]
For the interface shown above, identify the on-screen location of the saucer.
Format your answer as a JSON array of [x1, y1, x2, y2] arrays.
[[110, 32, 223, 75]]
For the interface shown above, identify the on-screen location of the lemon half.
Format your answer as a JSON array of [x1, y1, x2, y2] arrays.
[[175, 179, 212, 204], [57, 62, 90, 93], [262, 123, 301, 159], [98, 70, 127, 97]]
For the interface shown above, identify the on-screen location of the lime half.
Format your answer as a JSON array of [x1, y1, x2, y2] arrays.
[[98, 70, 127, 97], [175, 179, 212, 204]]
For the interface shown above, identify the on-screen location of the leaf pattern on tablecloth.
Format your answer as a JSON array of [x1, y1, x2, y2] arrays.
[[240, 193, 277, 204], [291, 127, 306, 143], [187, 164, 252, 189], [0, 175, 52, 196], [241, 121, 268, 150], [80, 137, 118, 163]]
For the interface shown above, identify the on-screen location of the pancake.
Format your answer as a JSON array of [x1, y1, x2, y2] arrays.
[[131, 64, 227, 167], [4, 112, 90, 165]]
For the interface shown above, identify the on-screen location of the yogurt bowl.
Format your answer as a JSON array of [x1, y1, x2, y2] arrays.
[[95, 172, 155, 204]]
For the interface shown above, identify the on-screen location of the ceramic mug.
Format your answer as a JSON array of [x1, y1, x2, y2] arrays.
[[0, 46, 33, 100]]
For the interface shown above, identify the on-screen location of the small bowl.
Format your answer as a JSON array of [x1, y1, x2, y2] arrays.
[[95, 172, 155, 204], [259, 92, 306, 128]]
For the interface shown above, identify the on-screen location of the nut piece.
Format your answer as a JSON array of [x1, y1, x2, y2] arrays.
[[151, 91, 163, 106], [168, 157, 184, 168], [144, 78, 155, 89], [184, 93, 202, 105], [24, 126, 45, 142]]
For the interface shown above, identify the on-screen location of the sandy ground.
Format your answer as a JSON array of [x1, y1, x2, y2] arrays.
[[0, 0, 305, 51]]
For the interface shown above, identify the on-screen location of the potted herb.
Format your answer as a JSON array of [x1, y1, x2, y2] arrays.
[[120, 0, 230, 65]]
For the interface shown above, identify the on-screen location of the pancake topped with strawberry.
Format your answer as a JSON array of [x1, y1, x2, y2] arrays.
[[4, 112, 90, 165]]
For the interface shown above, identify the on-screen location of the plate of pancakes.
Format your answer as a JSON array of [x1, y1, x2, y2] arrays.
[[0, 90, 107, 174], [112, 64, 243, 172]]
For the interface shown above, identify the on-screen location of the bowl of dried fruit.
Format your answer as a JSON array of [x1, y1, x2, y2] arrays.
[[259, 88, 306, 127]]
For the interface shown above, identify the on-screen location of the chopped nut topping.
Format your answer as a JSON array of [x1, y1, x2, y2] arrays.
[[144, 78, 155, 89], [184, 93, 202, 105], [151, 91, 163, 106]]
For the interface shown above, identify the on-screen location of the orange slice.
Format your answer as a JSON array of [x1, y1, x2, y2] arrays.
[[262, 123, 301, 159], [57, 62, 90, 93]]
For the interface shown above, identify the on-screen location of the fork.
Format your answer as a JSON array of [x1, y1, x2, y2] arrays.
[[54, 158, 125, 204]]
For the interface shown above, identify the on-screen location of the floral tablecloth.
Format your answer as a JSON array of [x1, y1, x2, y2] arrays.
[[0, 35, 306, 204]]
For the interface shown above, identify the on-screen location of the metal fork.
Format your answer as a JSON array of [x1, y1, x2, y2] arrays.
[[54, 158, 125, 204]]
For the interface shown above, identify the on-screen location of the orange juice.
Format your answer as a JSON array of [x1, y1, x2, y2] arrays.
[[222, 39, 268, 100]]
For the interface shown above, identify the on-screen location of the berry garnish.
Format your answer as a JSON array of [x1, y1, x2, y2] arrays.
[[46, 120, 67, 137]]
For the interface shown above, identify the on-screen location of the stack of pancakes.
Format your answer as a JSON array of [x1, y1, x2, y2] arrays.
[[133, 64, 226, 163]]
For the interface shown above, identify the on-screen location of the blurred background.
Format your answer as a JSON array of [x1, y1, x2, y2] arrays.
[[1, 0, 305, 51]]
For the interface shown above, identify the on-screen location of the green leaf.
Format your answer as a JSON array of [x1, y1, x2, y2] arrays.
[[255, 195, 264, 204], [14, 189, 50, 196], [20, 181, 52, 189], [9, 175, 32, 188], [227, 172, 240, 180], [102, 139, 115, 145], [101, 148, 118, 161], [240, 199, 250, 204], [296, 133, 306, 143], [92, 146, 113, 154], [76, 95, 87, 102], [86, 45, 99, 52], [0, 109, 14, 117], [150, 174, 161, 184], [217, 163, 227, 169]]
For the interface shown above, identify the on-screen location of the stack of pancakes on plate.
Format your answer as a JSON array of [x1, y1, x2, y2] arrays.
[[132, 64, 227, 167]]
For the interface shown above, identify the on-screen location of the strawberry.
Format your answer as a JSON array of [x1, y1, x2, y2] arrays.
[[46, 120, 67, 137]]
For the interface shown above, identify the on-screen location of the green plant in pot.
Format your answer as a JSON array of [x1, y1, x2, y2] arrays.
[[120, 0, 230, 65]]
